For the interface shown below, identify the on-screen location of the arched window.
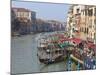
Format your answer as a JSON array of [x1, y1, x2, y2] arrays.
[[87, 28, 88, 34], [85, 28, 87, 33], [80, 28, 81, 32]]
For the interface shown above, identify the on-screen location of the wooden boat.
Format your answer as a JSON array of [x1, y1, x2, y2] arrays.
[[37, 34, 76, 64], [37, 45, 65, 64]]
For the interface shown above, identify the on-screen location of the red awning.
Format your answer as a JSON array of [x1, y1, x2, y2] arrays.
[[88, 42, 96, 50], [70, 38, 82, 44]]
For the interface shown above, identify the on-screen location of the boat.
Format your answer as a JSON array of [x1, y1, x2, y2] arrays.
[[37, 43, 65, 64], [37, 34, 75, 64]]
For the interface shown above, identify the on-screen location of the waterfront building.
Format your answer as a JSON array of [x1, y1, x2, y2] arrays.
[[12, 8, 34, 22], [47, 20, 64, 31], [67, 5, 96, 43], [87, 6, 96, 43], [12, 7, 36, 34], [80, 5, 96, 42], [66, 5, 75, 38]]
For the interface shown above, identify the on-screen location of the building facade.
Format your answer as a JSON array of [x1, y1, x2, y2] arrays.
[[67, 5, 96, 43], [12, 8, 33, 22], [66, 6, 74, 38], [47, 20, 65, 31], [11, 7, 36, 35]]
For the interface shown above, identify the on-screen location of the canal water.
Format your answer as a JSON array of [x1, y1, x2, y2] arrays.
[[11, 32, 67, 74]]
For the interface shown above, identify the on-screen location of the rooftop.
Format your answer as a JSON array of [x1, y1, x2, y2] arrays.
[[12, 7, 31, 12]]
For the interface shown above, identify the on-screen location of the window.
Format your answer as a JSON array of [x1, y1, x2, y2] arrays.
[[83, 11, 85, 15], [85, 10, 87, 16], [27, 12, 29, 16], [94, 19, 96, 24], [87, 28, 88, 34], [85, 28, 87, 33], [94, 8, 96, 16], [73, 28, 74, 32], [80, 28, 81, 32], [83, 11, 84, 15], [17, 12, 20, 17], [82, 27, 83, 32], [88, 9, 93, 16], [20, 12, 23, 17], [77, 8, 79, 13], [94, 33, 96, 39]]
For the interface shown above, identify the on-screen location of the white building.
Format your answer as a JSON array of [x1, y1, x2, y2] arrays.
[[12, 8, 32, 22]]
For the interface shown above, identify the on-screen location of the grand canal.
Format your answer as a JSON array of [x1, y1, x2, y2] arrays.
[[11, 32, 67, 74]]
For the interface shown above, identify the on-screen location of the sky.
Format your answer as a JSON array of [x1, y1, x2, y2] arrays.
[[12, 0, 70, 22]]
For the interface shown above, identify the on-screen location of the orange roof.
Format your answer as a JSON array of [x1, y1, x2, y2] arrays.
[[12, 7, 31, 12]]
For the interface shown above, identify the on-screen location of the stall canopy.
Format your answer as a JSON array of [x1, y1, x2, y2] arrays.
[[70, 38, 82, 45], [87, 42, 96, 50]]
